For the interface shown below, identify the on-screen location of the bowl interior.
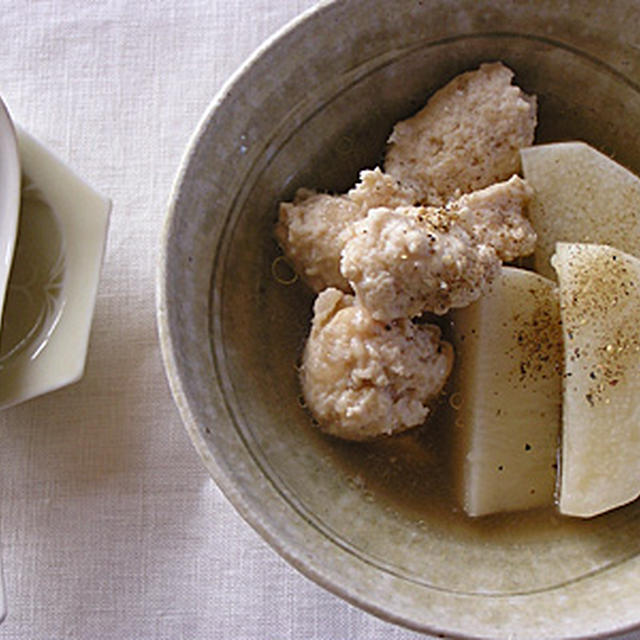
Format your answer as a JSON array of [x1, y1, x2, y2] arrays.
[[161, 3, 640, 638], [0, 98, 21, 325]]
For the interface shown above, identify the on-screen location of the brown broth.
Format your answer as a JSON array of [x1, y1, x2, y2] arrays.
[[321, 375, 640, 550]]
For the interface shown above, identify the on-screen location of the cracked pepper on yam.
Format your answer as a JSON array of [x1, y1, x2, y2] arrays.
[[274, 62, 538, 440]]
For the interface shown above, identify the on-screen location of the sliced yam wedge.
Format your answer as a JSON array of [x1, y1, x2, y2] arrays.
[[520, 142, 640, 279], [450, 266, 562, 517], [553, 243, 640, 517]]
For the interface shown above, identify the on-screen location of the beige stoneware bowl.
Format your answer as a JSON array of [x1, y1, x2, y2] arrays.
[[157, 1, 640, 638]]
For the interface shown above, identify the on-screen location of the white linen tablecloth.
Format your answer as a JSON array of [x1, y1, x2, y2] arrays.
[[0, 1, 433, 638], [1, 3, 639, 640]]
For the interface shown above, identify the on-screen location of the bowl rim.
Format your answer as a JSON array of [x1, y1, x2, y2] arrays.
[[157, 0, 397, 628], [156, 2, 640, 638]]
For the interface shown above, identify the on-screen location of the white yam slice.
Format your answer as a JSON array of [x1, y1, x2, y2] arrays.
[[520, 141, 640, 279], [450, 266, 562, 517], [553, 242, 640, 517]]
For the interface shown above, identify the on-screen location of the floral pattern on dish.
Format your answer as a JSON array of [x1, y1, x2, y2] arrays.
[[0, 176, 66, 366]]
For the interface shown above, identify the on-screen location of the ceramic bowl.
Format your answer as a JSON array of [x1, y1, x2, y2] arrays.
[[0, 129, 111, 409], [157, 1, 640, 637]]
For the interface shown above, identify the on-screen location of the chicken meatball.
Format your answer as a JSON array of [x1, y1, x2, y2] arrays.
[[301, 288, 453, 440], [450, 174, 536, 261], [275, 167, 415, 292], [341, 206, 500, 320], [385, 62, 536, 205], [340, 176, 535, 320]]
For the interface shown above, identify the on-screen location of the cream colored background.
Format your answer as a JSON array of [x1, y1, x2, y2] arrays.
[[0, 1, 436, 638]]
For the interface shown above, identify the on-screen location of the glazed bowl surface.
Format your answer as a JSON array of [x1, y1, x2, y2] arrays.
[[157, 1, 640, 637]]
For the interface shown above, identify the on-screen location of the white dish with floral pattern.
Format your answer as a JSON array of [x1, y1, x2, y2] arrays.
[[0, 129, 110, 409]]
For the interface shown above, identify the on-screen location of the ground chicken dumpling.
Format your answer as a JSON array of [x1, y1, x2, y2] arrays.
[[275, 167, 415, 291], [301, 288, 453, 440], [341, 175, 535, 320], [341, 207, 500, 320], [385, 62, 536, 205], [276, 189, 357, 291], [450, 174, 536, 261]]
